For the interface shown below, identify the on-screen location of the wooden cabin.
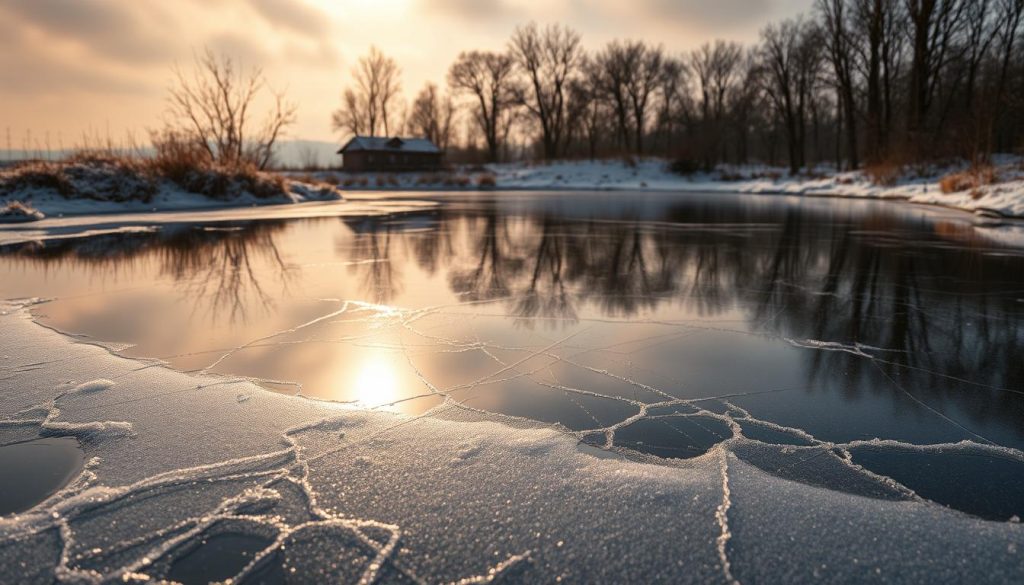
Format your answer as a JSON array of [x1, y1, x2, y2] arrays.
[[337, 136, 443, 172]]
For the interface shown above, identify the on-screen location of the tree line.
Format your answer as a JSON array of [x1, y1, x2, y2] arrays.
[[333, 0, 1024, 173]]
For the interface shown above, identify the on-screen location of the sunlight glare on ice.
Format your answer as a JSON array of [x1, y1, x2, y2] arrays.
[[352, 353, 400, 409]]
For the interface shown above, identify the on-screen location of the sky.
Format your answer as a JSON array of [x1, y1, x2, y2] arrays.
[[0, 0, 814, 146]]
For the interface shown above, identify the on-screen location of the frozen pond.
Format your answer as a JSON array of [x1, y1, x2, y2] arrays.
[[1, 191, 1023, 582]]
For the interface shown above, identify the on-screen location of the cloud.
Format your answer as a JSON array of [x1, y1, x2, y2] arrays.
[[0, 1, 177, 64], [639, 0, 781, 29], [0, 14, 151, 96], [206, 33, 273, 66], [247, 0, 331, 38], [418, 0, 524, 21]]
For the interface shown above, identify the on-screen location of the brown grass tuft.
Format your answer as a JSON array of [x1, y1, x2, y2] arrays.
[[939, 166, 998, 194]]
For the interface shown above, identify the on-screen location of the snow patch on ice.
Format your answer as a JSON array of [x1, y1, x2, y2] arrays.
[[69, 379, 115, 394]]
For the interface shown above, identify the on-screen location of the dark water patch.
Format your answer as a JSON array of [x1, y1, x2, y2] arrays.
[[850, 445, 1024, 521], [0, 436, 84, 515], [731, 442, 910, 501], [167, 532, 274, 585], [614, 415, 732, 460]]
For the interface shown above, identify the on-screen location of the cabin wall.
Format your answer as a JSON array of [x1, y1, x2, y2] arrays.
[[341, 151, 442, 172]]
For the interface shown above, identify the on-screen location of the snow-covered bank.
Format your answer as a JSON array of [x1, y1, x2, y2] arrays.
[[0, 157, 343, 220], [1, 299, 1022, 583], [0, 201, 45, 223], [304, 158, 1024, 219], [490, 159, 1024, 218]]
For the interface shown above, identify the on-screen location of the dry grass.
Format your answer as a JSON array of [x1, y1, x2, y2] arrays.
[[0, 154, 158, 202], [444, 175, 471, 187], [939, 166, 999, 194], [148, 132, 286, 200], [416, 173, 444, 185], [864, 160, 904, 186]]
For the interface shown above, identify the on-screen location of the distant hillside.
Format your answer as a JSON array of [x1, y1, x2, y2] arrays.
[[271, 140, 341, 169]]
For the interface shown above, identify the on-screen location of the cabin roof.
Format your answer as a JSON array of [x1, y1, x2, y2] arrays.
[[337, 136, 441, 154]]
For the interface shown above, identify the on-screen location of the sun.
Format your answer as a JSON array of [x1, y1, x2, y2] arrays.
[[352, 353, 399, 409]]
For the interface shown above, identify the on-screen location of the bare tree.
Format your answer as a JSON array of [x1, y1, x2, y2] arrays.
[[448, 51, 518, 162], [690, 41, 743, 168], [654, 56, 687, 155], [905, 0, 968, 137], [568, 58, 608, 159], [730, 50, 765, 164], [332, 46, 402, 138], [592, 42, 638, 153], [409, 83, 456, 151], [818, 0, 861, 168], [853, 0, 903, 160], [168, 48, 296, 170], [761, 18, 823, 173], [626, 43, 666, 155], [509, 23, 584, 159]]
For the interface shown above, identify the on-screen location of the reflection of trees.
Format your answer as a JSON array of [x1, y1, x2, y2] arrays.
[[5, 198, 1023, 435], [514, 216, 576, 327], [409, 200, 1024, 435], [345, 222, 402, 304], [0, 221, 292, 323], [161, 226, 291, 322], [447, 203, 522, 302]]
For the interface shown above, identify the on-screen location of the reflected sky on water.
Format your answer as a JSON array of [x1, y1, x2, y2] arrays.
[[2, 192, 1023, 484]]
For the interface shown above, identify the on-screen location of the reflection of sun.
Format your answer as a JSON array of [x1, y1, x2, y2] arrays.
[[353, 354, 399, 409]]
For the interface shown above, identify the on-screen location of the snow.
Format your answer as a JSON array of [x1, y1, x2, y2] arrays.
[[0, 158, 344, 218], [1, 298, 1022, 583], [486, 159, 1024, 219], [306, 158, 1024, 220], [0, 201, 45, 223], [1, 178, 342, 218]]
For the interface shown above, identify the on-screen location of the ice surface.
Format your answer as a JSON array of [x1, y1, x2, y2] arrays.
[[1, 297, 1023, 583]]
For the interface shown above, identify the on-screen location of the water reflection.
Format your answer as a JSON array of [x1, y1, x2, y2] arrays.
[[1, 193, 1023, 455]]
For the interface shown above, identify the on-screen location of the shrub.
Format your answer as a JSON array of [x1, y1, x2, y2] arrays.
[[444, 175, 471, 187], [416, 173, 442, 185], [718, 172, 744, 182], [669, 157, 700, 176], [476, 173, 497, 188]]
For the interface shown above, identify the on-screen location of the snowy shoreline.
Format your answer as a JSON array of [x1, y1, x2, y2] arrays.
[[5, 157, 1024, 223], [298, 158, 1024, 220]]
